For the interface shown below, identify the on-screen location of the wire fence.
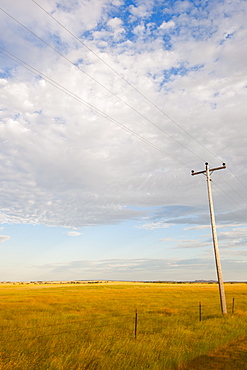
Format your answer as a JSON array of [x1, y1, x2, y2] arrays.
[[0, 297, 246, 367], [0, 297, 245, 340]]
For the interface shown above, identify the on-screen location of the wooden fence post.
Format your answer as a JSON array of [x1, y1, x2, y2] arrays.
[[134, 309, 138, 339], [232, 298, 235, 314], [199, 301, 202, 322]]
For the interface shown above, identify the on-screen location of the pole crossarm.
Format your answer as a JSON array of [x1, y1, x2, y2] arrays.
[[191, 162, 226, 176], [191, 162, 227, 315]]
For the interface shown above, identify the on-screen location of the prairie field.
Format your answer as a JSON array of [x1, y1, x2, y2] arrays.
[[0, 281, 246, 369]]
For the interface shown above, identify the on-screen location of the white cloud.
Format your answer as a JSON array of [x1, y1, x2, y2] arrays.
[[172, 225, 247, 254], [160, 20, 175, 30], [129, 4, 151, 19], [68, 231, 82, 237], [107, 17, 122, 29], [111, 0, 123, 6], [106, 17, 125, 40], [30, 257, 247, 281], [138, 222, 171, 230], [0, 0, 247, 232], [0, 235, 10, 243], [184, 224, 241, 231]]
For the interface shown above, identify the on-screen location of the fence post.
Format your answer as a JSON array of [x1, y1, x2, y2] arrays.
[[199, 301, 202, 322], [232, 298, 235, 314], [134, 309, 138, 339]]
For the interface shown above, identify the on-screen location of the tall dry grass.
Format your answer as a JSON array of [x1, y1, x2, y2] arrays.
[[0, 282, 246, 369]]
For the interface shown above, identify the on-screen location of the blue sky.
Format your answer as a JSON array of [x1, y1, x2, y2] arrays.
[[0, 0, 246, 281]]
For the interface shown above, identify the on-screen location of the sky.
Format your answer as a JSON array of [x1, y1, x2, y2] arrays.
[[0, 0, 246, 282]]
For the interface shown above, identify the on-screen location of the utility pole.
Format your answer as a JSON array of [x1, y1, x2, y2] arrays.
[[191, 162, 227, 314]]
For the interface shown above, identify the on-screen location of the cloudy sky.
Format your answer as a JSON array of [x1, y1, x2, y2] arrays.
[[0, 0, 246, 282]]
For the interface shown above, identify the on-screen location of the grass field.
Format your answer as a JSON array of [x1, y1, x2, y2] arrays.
[[0, 281, 246, 369]]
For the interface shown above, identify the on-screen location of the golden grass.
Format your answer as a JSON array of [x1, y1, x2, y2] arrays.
[[0, 282, 246, 369], [180, 336, 247, 370]]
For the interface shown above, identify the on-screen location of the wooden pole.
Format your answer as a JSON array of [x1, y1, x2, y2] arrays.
[[192, 163, 227, 315], [134, 309, 138, 339], [205, 163, 227, 314]]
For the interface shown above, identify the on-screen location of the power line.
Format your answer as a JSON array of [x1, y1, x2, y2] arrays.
[[2, 5, 247, 193], [30, 0, 223, 163], [1, 46, 247, 215], [191, 167, 247, 219], [0, 46, 190, 169], [0, 6, 206, 163], [1, 4, 247, 214], [218, 174, 247, 205], [194, 171, 247, 219], [227, 168, 247, 192], [212, 181, 247, 219], [28, 0, 247, 202], [3, 49, 247, 220]]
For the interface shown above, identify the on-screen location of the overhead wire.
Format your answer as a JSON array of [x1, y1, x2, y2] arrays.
[[218, 174, 247, 204], [192, 169, 247, 218], [29, 0, 247, 205], [2, 46, 246, 219], [190, 171, 247, 219], [0, 6, 206, 163], [227, 168, 247, 192], [0, 4, 246, 215], [30, 0, 224, 163], [0, 46, 190, 169], [212, 181, 247, 219], [30, 0, 247, 201]]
